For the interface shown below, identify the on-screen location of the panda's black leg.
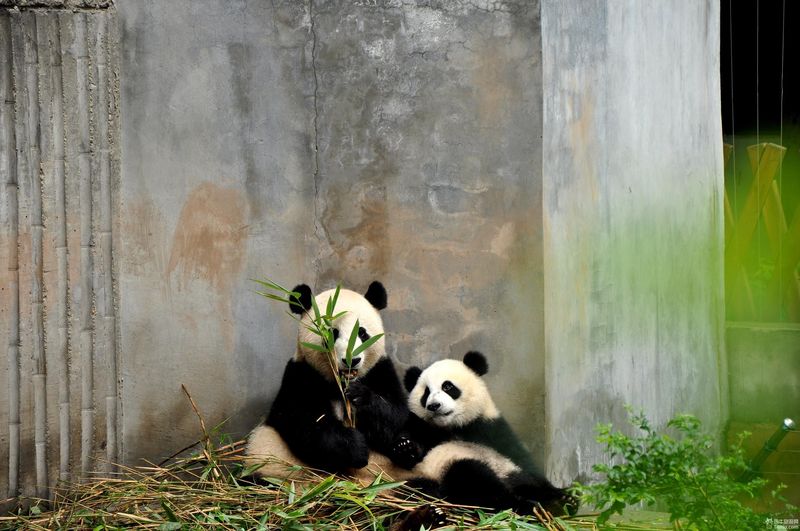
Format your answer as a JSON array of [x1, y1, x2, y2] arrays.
[[507, 472, 580, 516], [439, 460, 517, 511], [403, 477, 442, 498]]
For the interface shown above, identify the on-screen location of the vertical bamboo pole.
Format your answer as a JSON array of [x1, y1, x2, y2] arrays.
[[74, 13, 95, 476], [95, 13, 117, 471], [1, 11, 20, 498], [23, 12, 48, 499], [50, 14, 70, 482]]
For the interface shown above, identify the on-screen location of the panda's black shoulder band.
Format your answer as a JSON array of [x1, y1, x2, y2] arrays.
[[463, 351, 488, 376], [364, 281, 387, 310], [289, 284, 313, 315], [404, 367, 422, 392]]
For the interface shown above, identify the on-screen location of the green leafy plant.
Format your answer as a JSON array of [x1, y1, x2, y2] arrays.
[[575, 410, 795, 530], [252, 278, 383, 428]]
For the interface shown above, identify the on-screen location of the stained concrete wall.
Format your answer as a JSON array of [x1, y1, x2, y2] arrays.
[[541, 0, 725, 484], [117, 0, 546, 466], [2, 0, 726, 499]]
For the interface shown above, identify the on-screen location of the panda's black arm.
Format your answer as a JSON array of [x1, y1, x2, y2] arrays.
[[359, 358, 407, 405], [349, 358, 411, 452], [387, 413, 451, 469], [404, 412, 450, 451], [267, 360, 369, 472]]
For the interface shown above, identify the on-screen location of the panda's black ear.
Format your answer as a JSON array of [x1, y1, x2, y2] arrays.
[[289, 284, 313, 315], [404, 367, 422, 392], [364, 281, 387, 310], [463, 351, 488, 376]]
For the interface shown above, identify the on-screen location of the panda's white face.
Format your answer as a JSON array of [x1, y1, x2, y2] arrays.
[[408, 359, 499, 428], [296, 288, 385, 382]]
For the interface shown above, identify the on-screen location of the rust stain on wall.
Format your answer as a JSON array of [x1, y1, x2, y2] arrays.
[[167, 182, 247, 287], [166, 182, 248, 348], [121, 199, 167, 276], [473, 42, 515, 126]]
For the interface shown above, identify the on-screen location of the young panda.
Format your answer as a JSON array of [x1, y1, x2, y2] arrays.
[[245, 282, 417, 482], [395, 351, 577, 515]]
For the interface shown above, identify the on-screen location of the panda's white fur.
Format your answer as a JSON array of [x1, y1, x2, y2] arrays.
[[414, 441, 520, 481], [408, 358, 499, 428], [244, 284, 413, 484], [295, 287, 386, 382]]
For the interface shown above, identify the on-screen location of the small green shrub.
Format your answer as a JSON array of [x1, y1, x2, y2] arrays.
[[575, 410, 795, 530]]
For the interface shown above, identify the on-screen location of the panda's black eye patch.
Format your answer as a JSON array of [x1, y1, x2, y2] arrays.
[[420, 386, 430, 409], [358, 327, 370, 342], [442, 380, 461, 400], [332, 328, 340, 341]]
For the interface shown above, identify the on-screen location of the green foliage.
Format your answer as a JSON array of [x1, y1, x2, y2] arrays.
[[575, 410, 795, 530]]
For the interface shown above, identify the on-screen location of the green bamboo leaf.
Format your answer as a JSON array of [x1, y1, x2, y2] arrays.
[[160, 499, 179, 522], [330, 284, 341, 316], [322, 327, 335, 352], [346, 319, 360, 367], [332, 493, 374, 520], [304, 325, 323, 337], [300, 341, 329, 353], [358, 480, 406, 494], [293, 476, 338, 506], [351, 332, 383, 359], [239, 461, 270, 478], [310, 295, 322, 321], [251, 278, 293, 294], [255, 291, 293, 304]]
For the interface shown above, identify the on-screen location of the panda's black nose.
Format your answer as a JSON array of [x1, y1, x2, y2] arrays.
[[426, 402, 441, 412], [343, 357, 361, 366]]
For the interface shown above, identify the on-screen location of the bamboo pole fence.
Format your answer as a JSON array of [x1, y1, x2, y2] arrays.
[[0, 6, 120, 503], [1, 10, 21, 499]]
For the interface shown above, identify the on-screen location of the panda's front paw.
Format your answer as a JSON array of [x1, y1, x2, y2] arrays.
[[390, 504, 447, 531], [347, 429, 370, 469], [345, 381, 373, 407], [392, 436, 422, 469]]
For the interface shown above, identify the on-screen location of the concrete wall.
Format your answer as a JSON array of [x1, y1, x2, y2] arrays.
[[1, 0, 726, 500], [117, 0, 546, 467], [541, 0, 725, 484]]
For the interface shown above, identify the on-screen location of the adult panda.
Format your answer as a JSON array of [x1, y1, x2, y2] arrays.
[[245, 281, 417, 483], [395, 351, 577, 515]]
